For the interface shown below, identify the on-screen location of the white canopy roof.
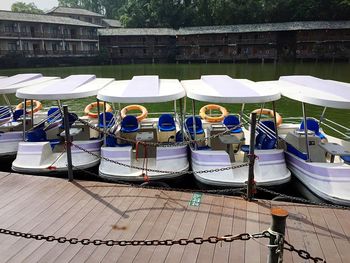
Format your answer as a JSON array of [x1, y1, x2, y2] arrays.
[[0, 73, 44, 94], [16, 75, 114, 100], [181, 75, 280, 103], [277, 75, 350, 109], [97, 75, 186, 103]]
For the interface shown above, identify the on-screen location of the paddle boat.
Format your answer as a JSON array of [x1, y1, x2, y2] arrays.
[[97, 75, 189, 182], [0, 73, 59, 157], [181, 75, 291, 188], [12, 74, 114, 173], [262, 75, 350, 206]]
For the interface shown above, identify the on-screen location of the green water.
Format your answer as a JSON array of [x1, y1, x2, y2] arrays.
[[1, 62, 350, 135]]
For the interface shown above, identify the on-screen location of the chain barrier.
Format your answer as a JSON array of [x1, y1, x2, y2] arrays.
[[76, 117, 249, 148], [257, 186, 350, 210], [0, 227, 326, 261], [71, 142, 249, 175]]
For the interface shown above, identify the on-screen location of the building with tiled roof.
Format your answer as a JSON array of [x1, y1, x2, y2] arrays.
[[46, 6, 104, 25]]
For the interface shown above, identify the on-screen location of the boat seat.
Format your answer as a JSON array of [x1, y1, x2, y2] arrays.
[[13, 109, 25, 121], [98, 112, 115, 128], [287, 143, 308, 160], [241, 121, 277, 152], [27, 128, 47, 142], [185, 116, 204, 136], [158, 114, 176, 131], [0, 106, 11, 121], [121, 115, 139, 133], [47, 107, 62, 123], [223, 115, 242, 133], [341, 155, 350, 164], [300, 119, 326, 140], [60, 112, 78, 129]]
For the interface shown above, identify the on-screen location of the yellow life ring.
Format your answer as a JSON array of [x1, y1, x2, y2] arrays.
[[15, 100, 42, 114], [84, 102, 112, 118], [199, 104, 228, 123], [251, 108, 282, 127], [121, 104, 148, 122]]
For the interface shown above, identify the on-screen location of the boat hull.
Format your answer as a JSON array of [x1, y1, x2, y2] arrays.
[[0, 131, 22, 156], [12, 140, 102, 173], [191, 148, 291, 188], [286, 152, 350, 206], [98, 145, 189, 182]]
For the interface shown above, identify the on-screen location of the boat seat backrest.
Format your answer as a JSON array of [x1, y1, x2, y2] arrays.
[[158, 114, 176, 131], [185, 116, 204, 135], [0, 106, 11, 119], [98, 112, 115, 128], [13, 109, 25, 121], [121, 115, 139, 133], [27, 128, 47, 142], [47, 107, 62, 123], [255, 121, 276, 149], [223, 115, 242, 133], [300, 118, 326, 140]]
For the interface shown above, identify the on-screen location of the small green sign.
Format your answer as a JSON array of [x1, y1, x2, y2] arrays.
[[189, 192, 203, 206]]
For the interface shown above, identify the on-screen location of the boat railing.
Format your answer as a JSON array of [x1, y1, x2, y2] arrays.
[[320, 118, 350, 140]]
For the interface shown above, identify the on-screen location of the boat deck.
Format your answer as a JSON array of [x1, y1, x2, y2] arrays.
[[0, 171, 349, 262]]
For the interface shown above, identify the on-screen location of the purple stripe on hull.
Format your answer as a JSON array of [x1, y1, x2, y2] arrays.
[[157, 146, 187, 160], [0, 132, 22, 140], [256, 151, 285, 162], [286, 153, 350, 180], [191, 150, 229, 163], [101, 148, 131, 159]]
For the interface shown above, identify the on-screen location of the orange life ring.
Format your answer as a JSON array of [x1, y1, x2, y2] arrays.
[[84, 102, 112, 118], [15, 100, 42, 114], [251, 108, 282, 127], [199, 104, 228, 123], [121, 104, 148, 122]]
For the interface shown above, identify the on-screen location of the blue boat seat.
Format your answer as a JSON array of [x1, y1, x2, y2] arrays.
[[0, 106, 11, 121], [13, 109, 25, 121], [341, 155, 350, 164], [60, 112, 78, 129], [300, 119, 326, 140], [223, 115, 242, 133], [98, 112, 115, 128], [287, 143, 308, 160], [158, 114, 176, 132], [121, 115, 139, 133], [47, 107, 62, 123], [27, 128, 47, 142], [241, 121, 277, 152], [185, 116, 204, 136]]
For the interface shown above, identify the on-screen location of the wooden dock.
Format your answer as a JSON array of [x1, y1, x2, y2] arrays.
[[0, 171, 349, 263]]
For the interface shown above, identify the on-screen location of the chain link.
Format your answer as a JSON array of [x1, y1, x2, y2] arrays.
[[284, 240, 327, 263], [256, 186, 350, 210]]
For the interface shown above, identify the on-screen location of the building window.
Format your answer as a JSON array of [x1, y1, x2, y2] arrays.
[[8, 42, 17, 51], [5, 24, 15, 33], [120, 49, 123, 56], [52, 43, 58, 52], [143, 48, 147, 54], [22, 42, 29, 50]]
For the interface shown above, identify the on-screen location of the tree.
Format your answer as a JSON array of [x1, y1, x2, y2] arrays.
[[11, 2, 43, 14]]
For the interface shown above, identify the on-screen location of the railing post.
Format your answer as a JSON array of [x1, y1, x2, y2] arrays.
[[63, 105, 73, 181], [247, 112, 257, 201], [268, 207, 289, 263]]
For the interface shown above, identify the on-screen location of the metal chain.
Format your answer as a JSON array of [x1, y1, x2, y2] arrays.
[[77, 117, 249, 148], [72, 164, 247, 195], [0, 228, 267, 246], [284, 240, 327, 263], [256, 186, 350, 210], [71, 142, 249, 175]]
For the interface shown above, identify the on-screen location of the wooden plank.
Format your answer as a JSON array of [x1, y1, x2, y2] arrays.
[[132, 191, 185, 263], [257, 200, 272, 263], [83, 187, 146, 263], [229, 197, 247, 262], [194, 195, 224, 263], [308, 206, 342, 263], [179, 193, 213, 263], [101, 188, 161, 262], [148, 192, 191, 263], [212, 196, 236, 263], [327, 208, 350, 262], [245, 201, 261, 263], [21, 182, 116, 263]]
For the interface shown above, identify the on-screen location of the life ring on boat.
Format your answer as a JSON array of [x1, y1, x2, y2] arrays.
[[121, 104, 148, 122], [251, 108, 283, 127], [15, 100, 42, 114], [84, 102, 112, 118], [199, 104, 228, 122]]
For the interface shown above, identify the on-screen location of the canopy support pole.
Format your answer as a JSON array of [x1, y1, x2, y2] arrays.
[[103, 101, 107, 146], [191, 99, 197, 150], [302, 102, 311, 162], [63, 105, 73, 181], [319, 107, 327, 126], [97, 98, 101, 138], [23, 99, 27, 141], [30, 99, 34, 129], [179, 98, 184, 142], [272, 101, 279, 147]]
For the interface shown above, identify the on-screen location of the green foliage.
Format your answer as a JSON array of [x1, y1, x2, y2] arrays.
[[11, 2, 43, 14], [57, 0, 350, 27]]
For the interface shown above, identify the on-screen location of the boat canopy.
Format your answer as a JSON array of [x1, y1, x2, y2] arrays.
[[277, 75, 350, 109], [181, 75, 280, 103], [16, 75, 114, 100], [0, 73, 45, 94], [97, 75, 186, 103]]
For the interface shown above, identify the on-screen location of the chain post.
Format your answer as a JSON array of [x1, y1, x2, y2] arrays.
[[63, 105, 74, 181], [247, 112, 257, 201], [268, 207, 288, 263]]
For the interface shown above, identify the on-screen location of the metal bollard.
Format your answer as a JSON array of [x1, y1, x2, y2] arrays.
[[268, 207, 289, 263], [63, 105, 74, 181]]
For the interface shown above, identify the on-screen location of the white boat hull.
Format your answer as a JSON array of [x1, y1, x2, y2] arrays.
[[99, 145, 189, 182], [12, 140, 102, 173], [0, 131, 22, 156], [286, 152, 350, 206], [191, 148, 291, 188]]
